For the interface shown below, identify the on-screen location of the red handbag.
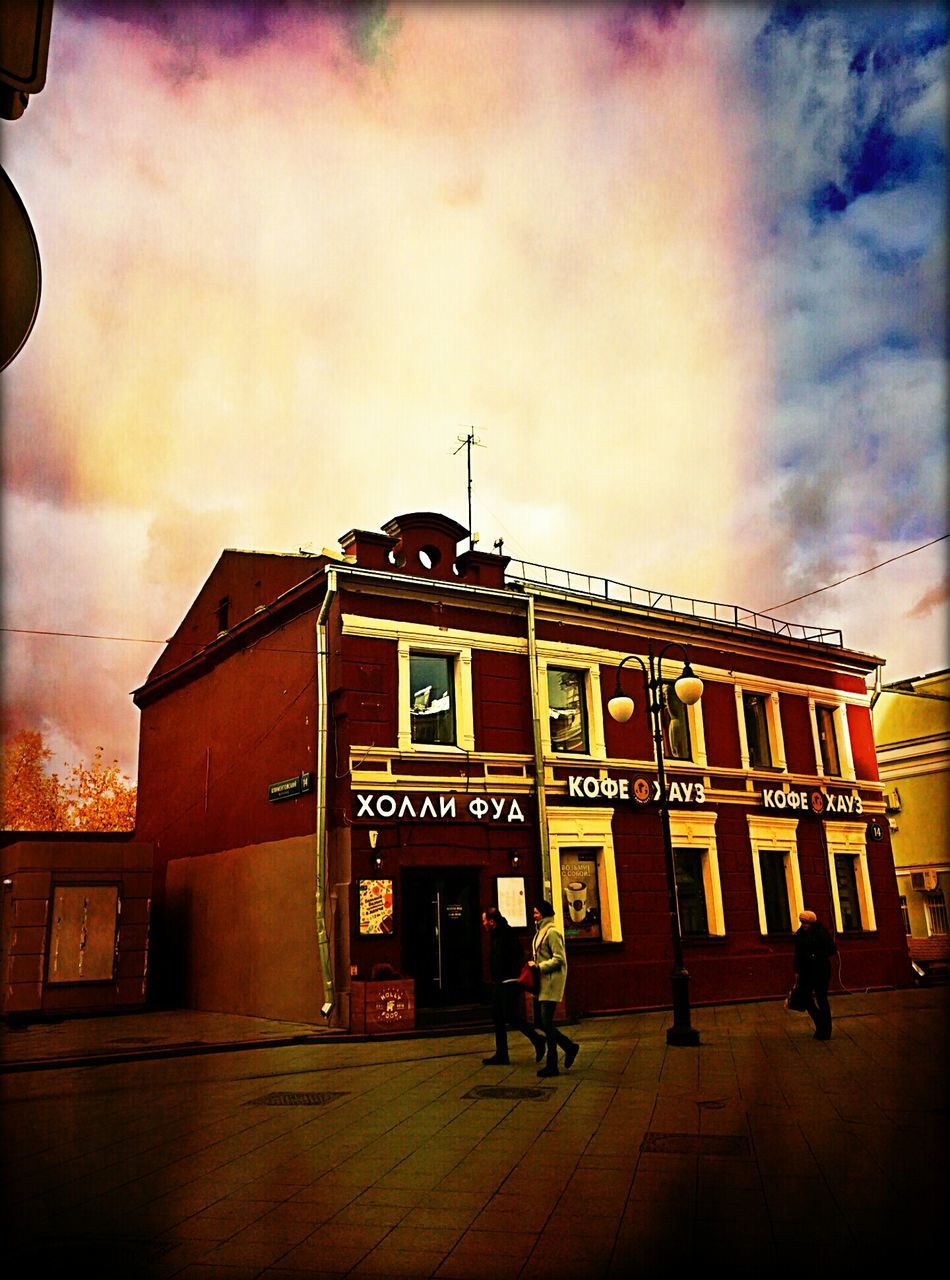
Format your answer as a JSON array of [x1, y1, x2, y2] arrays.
[[518, 962, 540, 994]]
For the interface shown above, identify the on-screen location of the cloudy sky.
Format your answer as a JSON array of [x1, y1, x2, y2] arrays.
[[1, 1, 946, 777]]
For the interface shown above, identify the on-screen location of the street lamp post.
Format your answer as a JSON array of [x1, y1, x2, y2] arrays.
[[608, 642, 703, 1047]]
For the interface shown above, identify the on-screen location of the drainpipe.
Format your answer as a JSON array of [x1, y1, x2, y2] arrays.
[[315, 569, 337, 1019], [526, 592, 552, 900]]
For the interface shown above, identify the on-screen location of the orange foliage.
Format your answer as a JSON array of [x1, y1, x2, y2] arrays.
[[1, 731, 136, 832]]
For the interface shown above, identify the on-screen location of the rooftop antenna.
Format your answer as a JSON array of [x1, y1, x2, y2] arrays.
[[454, 428, 485, 552]]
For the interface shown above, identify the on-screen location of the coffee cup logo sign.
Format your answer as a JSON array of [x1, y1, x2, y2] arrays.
[[559, 855, 601, 940], [762, 787, 863, 816], [566, 775, 706, 805]]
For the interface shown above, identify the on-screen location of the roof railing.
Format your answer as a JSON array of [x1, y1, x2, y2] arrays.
[[505, 559, 843, 646]]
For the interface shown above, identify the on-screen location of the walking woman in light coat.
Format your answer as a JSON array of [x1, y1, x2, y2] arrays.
[[528, 899, 580, 1077]]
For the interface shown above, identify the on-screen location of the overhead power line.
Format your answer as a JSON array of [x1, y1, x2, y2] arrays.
[[762, 534, 948, 612]]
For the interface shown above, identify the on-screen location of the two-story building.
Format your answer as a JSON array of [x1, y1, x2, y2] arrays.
[[133, 511, 908, 1026]]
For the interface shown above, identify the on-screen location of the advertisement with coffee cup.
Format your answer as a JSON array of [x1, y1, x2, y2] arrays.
[[559, 854, 601, 939]]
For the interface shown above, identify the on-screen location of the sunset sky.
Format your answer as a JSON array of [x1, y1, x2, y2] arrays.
[[2, 1, 946, 778]]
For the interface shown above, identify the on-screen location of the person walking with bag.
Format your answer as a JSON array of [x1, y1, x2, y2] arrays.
[[793, 909, 837, 1040], [528, 900, 579, 1077], [482, 907, 545, 1065]]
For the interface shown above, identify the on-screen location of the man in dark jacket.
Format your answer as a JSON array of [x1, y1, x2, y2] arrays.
[[482, 907, 545, 1065], [793, 909, 837, 1040]]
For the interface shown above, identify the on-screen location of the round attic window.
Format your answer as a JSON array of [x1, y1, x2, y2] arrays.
[[418, 545, 441, 570], [387, 547, 407, 568]]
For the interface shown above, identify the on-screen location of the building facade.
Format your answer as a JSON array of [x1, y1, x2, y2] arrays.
[[133, 512, 908, 1026], [872, 669, 950, 977]]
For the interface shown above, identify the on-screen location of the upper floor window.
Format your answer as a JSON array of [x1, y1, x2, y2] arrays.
[[216, 596, 230, 633], [398, 641, 475, 753], [809, 699, 855, 781], [743, 692, 773, 768], [663, 685, 692, 761], [816, 705, 841, 776], [409, 653, 456, 746], [736, 686, 786, 772], [547, 668, 589, 754]]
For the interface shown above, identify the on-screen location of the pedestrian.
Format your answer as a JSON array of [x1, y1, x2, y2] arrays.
[[528, 899, 579, 1077], [793, 909, 837, 1040], [482, 907, 545, 1065]]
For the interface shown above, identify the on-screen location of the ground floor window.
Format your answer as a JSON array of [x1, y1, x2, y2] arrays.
[[673, 848, 709, 935], [747, 815, 804, 936], [546, 808, 622, 942], [667, 811, 725, 937], [825, 822, 876, 933], [899, 894, 911, 934], [46, 884, 119, 983], [834, 854, 863, 931], [925, 891, 949, 936]]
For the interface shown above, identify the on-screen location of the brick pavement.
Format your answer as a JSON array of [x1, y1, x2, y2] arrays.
[[1, 987, 946, 1278]]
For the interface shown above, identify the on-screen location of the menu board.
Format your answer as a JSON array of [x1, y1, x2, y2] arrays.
[[359, 879, 394, 935], [497, 876, 527, 928]]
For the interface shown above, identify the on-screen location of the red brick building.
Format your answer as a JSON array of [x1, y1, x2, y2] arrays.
[[133, 512, 908, 1026]]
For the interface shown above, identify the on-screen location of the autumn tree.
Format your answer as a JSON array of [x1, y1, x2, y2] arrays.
[[1, 731, 136, 832], [1, 730, 66, 830]]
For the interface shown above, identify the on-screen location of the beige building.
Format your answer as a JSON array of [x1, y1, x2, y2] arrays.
[[873, 669, 950, 977]]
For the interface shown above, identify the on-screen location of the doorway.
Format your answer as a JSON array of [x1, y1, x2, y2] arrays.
[[401, 868, 482, 1008]]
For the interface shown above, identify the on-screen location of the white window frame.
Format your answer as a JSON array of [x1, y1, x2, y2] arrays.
[[398, 640, 475, 753], [809, 698, 856, 781], [537, 658, 606, 761], [747, 815, 804, 936], [735, 685, 787, 772], [660, 670, 708, 768], [668, 810, 725, 936], [825, 822, 877, 933], [546, 807, 622, 942]]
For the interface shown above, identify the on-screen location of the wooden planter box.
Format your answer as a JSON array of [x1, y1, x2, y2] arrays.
[[350, 978, 415, 1034]]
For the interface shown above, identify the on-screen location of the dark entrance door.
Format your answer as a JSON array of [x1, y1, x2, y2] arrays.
[[402, 868, 482, 1007]]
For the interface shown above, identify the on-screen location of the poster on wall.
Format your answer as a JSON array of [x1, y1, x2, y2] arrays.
[[559, 852, 602, 940], [359, 879, 394, 935], [497, 876, 527, 928]]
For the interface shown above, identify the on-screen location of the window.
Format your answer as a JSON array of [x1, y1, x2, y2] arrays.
[[409, 653, 456, 745], [809, 699, 855, 781], [834, 855, 863, 931], [558, 847, 602, 940], [925, 891, 949, 936], [662, 685, 692, 761], [216, 596, 230, 633], [825, 822, 876, 933], [736, 686, 786, 772], [547, 668, 589, 754], [547, 809, 622, 942], [747, 816, 804, 936], [538, 656, 605, 760], [397, 640, 475, 752], [815, 705, 841, 776], [743, 693, 773, 768], [46, 885, 119, 983], [667, 811, 725, 936], [758, 851, 792, 933], [674, 849, 709, 935], [899, 895, 911, 934]]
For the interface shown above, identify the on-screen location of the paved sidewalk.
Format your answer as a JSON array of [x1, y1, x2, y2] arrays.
[[2, 987, 946, 1278]]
